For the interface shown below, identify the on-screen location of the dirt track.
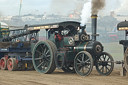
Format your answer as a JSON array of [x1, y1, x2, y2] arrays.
[[0, 68, 128, 85]]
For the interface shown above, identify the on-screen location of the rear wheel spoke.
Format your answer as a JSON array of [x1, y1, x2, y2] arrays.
[[35, 50, 42, 55], [37, 61, 44, 68], [35, 58, 42, 61]]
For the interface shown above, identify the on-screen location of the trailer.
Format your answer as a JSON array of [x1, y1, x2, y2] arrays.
[[0, 23, 39, 71]]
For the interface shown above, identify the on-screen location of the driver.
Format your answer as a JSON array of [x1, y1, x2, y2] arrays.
[[30, 37, 37, 43], [55, 32, 63, 42]]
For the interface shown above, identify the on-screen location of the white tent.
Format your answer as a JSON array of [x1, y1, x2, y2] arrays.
[[0, 22, 8, 28]]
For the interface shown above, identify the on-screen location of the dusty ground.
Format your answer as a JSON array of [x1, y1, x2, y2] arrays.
[[0, 68, 128, 85]]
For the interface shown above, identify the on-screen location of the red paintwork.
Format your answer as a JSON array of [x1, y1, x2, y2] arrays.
[[7, 59, 13, 71], [16, 59, 18, 64], [0, 58, 5, 69], [4, 55, 8, 60], [55, 34, 63, 41]]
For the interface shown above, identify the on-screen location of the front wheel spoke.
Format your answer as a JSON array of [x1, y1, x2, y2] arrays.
[[84, 65, 90, 70], [102, 66, 105, 73], [103, 55, 106, 61], [99, 58, 102, 61], [82, 54, 84, 62], [107, 64, 111, 67], [107, 57, 110, 61], [105, 66, 109, 72], [100, 66, 104, 72], [85, 59, 90, 63], [99, 57, 103, 61], [78, 66, 82, 70], [76, 63, 81, 65], [97, 62, 103, 66], [77, 58, 82, 63], [81, 67, 84, 73]]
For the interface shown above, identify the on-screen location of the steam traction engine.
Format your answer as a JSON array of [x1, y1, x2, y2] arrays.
[[0, 24, 39, 71], [117, 21, 128, 75], [31, 15, 114, 76]]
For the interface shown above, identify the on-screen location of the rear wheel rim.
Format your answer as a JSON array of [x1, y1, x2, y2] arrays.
[[32, 41, 54, 73]]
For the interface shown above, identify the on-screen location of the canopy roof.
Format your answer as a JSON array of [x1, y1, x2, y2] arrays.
[[27, 21, 80, 31], [117, 21, 128, 31]]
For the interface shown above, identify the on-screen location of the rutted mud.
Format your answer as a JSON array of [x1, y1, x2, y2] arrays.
[[0, 68, 128, 85]]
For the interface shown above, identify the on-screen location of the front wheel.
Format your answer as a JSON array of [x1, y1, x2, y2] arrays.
[[74, 51, 93, 76], [96, 52, 114, 76]]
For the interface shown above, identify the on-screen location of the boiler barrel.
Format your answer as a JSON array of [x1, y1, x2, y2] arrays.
[[73, 41, 103, 56]]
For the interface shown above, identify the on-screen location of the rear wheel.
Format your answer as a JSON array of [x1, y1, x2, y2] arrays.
[[7, 58, 17, 71], [0, 57, 7, 70], [32, 40, 56, 74], [74, 51, 93, 76]]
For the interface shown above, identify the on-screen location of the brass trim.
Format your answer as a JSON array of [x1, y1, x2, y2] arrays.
[[84, 42, 88, 51], [91, 15, 98, 18]]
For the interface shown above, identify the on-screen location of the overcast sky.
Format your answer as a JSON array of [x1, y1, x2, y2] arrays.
[[0, 0, 128, 16], [0, 0, 51, 16]]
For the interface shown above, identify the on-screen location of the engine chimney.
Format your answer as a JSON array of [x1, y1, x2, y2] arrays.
[[91, 15, 98, 41]]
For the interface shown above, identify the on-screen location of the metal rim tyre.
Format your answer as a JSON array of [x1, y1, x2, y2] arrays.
[[124, 48, 128, 71], [74, 51, 93, 76], [7, 58, 17, 71], [96, 52, 114, 76], [45, 40, 57, 73], [32, 41, 56, 74], [0, 57, 7, 70]]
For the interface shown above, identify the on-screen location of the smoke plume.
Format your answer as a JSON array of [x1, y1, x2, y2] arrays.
[[80, 0, 106, 25], [80, 0, 91, 25], [91, 0, 105, 15]]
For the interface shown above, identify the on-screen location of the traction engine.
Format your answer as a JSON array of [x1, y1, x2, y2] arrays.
[[31, 15, 114, 76]]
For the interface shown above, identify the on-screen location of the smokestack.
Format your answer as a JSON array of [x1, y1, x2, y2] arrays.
[[91, 15, 98, 41]]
